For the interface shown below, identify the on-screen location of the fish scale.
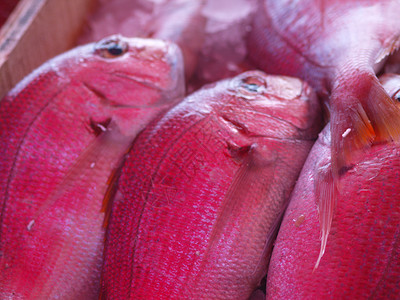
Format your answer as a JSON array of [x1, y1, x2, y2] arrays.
[[101, 70, 322, 299]]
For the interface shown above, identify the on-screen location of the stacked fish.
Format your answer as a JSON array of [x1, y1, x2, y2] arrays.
[[1, 0, 400, 299]]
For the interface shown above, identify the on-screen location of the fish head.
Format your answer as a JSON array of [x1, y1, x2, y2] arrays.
[[224, 70, 322, 139], [59, 35, 185, 109]]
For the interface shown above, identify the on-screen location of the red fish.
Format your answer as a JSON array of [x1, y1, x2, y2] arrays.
[[0, 35, 184, 299], [248, 0, 400, 261], [79, 0, 206, 80], [266, 74, 400, 298], [101, 70, 322, 299], [79, 0, 257, 87]]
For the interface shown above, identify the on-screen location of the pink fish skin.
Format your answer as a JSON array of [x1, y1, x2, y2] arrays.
[[101, 70, 322, 299], [0, 36, 184, 299], [266, 74, 400, 299], [147, 0, 207, 80], [248, 0, 400, 260], [187, 0, 258, 91]]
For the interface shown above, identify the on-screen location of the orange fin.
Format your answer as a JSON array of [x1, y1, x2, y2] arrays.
[[331, 102, 374, 178], [365, 76, 400, 143], [331, 72, 400, 177], [314, 160, 337, 270], [101, 163, 125, 229], [29, 121, 132, 229]]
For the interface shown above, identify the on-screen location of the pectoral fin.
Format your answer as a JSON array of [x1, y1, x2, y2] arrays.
[[203, 143, 275, 263], [29, 121, 132, 228]]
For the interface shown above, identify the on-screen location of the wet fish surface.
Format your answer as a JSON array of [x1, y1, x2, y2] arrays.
[[248, 0, 400, 259], [101, 70, 322, 299]]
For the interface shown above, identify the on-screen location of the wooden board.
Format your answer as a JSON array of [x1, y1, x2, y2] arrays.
[[0, 0, 95, 99]]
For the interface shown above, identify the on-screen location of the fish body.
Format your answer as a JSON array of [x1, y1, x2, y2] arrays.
[[248, 0, 400, 258], [101, 71, 322, 299], [0, 36, 184, 299], [266, 75, 400, 298]]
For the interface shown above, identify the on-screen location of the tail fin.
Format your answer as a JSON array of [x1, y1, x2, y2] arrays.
[[321, 70, 400, 268], [330, 71, 400, 178]]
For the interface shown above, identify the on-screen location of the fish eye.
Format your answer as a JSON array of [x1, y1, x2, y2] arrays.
[[238, 75, 267, 97], [95, 37, 128, 59], [393, 89, 400, 102]]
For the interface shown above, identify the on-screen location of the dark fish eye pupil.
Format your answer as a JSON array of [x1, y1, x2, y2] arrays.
[[395, 92, 400, 102], [239, 75, 267, 94], [244, 83, 260, 92], [108, 44, 124, 56], [95, 37, 128, 58]]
